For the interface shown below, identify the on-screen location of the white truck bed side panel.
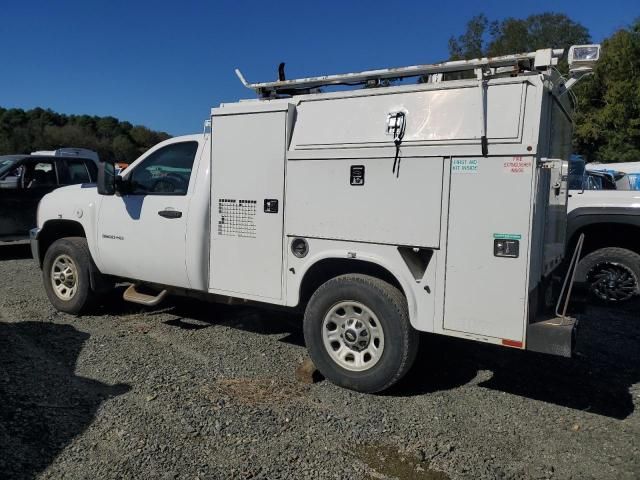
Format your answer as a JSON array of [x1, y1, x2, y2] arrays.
[[285, 156, 444, 247], [284, 237, 439, 332]]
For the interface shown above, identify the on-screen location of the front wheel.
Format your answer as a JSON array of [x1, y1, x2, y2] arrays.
[[576, 247, 640, 303], [303, 274, 419, 393], [42, 237, 99, 314]]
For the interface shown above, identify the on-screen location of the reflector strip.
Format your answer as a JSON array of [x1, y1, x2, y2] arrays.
[[502, 339, 523, 348]]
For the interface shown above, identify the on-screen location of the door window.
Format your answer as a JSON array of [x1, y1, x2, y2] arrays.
[[129, 142, 198, 195], [65, 159, 92, 184], [24, 160, 57, 188], [85, 160, 98, 181], [0, 163, 22, 189]]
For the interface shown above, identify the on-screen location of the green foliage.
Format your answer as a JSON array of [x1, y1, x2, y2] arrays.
[[0, 107, 171, 163], [574, 19, 640, 163], [449, 13, 590, 60], [448, 14, 488, 60], [450, 13, 640, 163]]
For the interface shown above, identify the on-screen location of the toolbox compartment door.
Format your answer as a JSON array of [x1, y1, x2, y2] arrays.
[[208, 106, 290, 301], [443, 156, 534, 341]]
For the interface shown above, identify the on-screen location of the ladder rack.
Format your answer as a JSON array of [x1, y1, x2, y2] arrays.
[[236, 49, 563, 98]]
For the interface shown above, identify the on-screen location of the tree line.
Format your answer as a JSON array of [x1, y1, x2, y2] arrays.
[[448, 13, 640, 163], [0, 107, 170, 163]]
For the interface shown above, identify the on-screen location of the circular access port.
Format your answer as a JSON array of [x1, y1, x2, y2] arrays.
[[291, 238, 309, 258]]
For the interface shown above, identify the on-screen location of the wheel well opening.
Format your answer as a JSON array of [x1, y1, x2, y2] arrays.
[[298, 258, 404, 307], [570, 223, 640, 258], [38, 220, 86, 265]]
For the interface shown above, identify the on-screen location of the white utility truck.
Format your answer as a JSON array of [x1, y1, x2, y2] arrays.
[[31, 45, 600, 392]]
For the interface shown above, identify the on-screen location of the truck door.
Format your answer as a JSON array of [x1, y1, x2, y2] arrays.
[[96, 140, 202, 288], [208, 105, 290, 301]]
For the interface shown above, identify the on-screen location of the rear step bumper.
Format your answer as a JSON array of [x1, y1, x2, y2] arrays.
[[526, 316, 577, 358]]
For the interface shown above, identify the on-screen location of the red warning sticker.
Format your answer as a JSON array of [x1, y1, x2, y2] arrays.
[[503, 156, 532, 173]]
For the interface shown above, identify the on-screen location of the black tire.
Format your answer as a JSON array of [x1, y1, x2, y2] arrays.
[[42, 237, 99, 314], [303, 274, 419, 393], [575, 247, 640, 303]]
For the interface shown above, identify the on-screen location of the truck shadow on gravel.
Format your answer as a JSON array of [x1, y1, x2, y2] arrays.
[[94, 289, 305, 347], [163, 298, 306, 347], [0, 321, 130, 480], [0, 243, 32, 261], [398, 302, 640, 419]]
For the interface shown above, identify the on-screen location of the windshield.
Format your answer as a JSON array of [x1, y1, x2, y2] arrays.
[[587, 172, 618, 190]]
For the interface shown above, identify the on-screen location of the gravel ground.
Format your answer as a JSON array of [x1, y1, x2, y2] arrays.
[[0, 242, 639, 480]]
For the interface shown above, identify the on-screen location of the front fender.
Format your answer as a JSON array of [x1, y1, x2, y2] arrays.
[[567, 207, 640, 241], [37, 185, 100, 263]]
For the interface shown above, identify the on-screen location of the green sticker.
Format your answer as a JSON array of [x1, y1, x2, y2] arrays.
[[493, 233, 522, 240]]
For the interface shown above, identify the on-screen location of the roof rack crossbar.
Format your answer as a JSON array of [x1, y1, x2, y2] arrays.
[[236, 49, 563, 97]]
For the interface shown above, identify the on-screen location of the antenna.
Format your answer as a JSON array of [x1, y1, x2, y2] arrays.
[[234, 69, 249, 88]]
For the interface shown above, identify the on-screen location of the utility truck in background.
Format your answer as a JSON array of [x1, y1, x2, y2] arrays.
[[31, 45, 600, 392]]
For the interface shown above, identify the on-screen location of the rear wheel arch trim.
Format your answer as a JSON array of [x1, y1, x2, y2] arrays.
[[294, 251, 418, 325]]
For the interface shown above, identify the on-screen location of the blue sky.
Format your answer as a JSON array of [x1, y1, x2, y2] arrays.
[[1, 0, 637, 135]]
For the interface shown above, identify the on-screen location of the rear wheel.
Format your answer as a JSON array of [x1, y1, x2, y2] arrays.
[[303, 274, 418, 393], [42, 237, 98, 314], [576, 247, 640, 303]]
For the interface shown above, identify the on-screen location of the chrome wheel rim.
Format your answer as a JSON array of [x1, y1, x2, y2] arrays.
[[322, 301, 385, 372], [51, 254, 78, 301], [587, 261, 639, 302]]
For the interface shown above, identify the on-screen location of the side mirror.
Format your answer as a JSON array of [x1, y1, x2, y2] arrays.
[[97, 159, 116, 195]]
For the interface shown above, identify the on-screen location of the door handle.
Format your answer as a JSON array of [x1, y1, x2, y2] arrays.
[[158, 209, 182, 219]]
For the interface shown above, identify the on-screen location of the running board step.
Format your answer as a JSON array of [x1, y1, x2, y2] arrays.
[[526, 316, 577, 358], [123, 284, 168, 307]]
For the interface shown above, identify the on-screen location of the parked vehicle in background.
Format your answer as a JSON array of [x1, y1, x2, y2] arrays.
[[587, 169, 632, 190], [587, 161, 640, 190], [585, 169, 619, 190], [567, 157, 640, 303], [0, 153, 98, 242], [31, 147, 100, 165]]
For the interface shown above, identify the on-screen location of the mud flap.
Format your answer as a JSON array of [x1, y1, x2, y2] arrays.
[[89, 261, 114, 293]]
